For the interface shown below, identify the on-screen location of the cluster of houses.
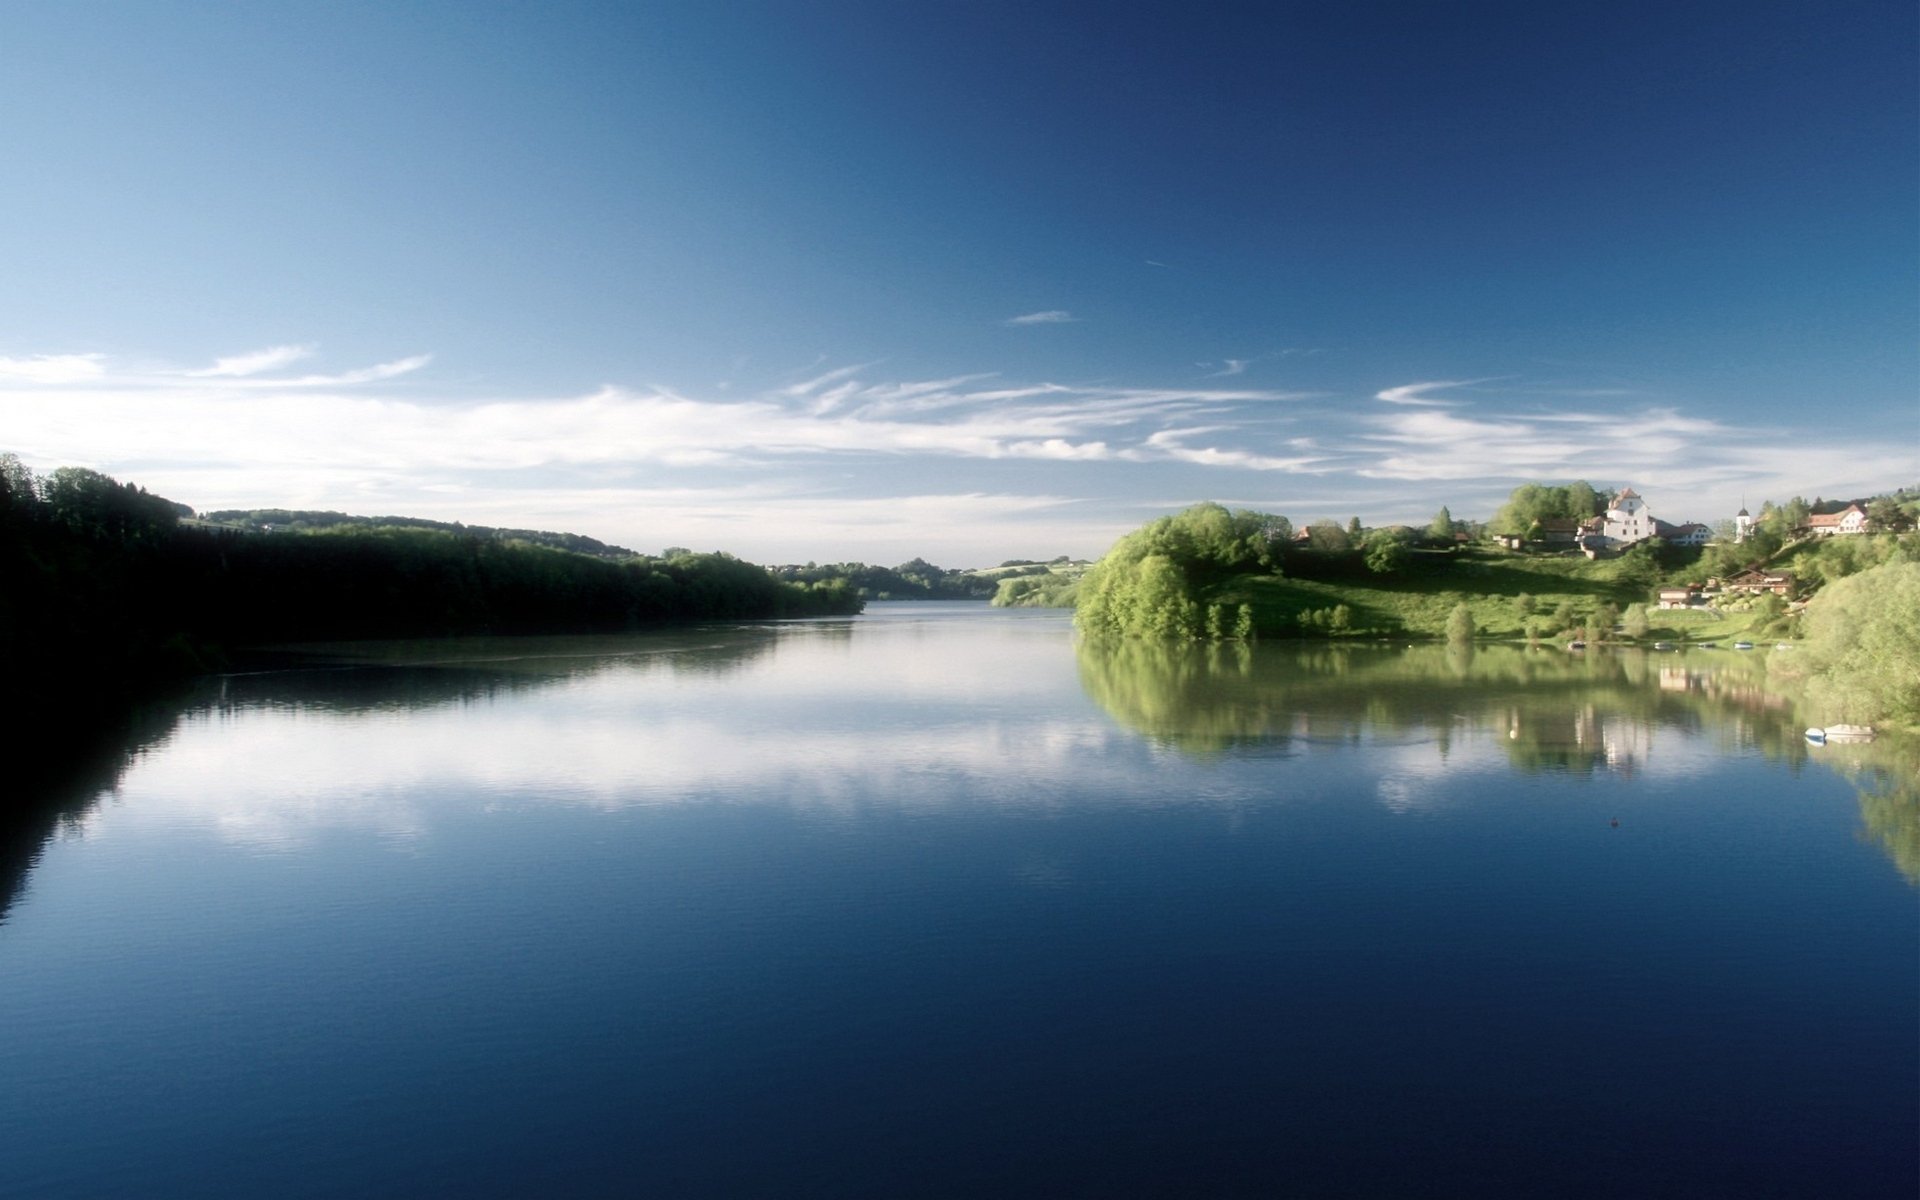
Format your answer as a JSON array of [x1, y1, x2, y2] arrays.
[[1734, 500, 1877, 541], [1656, 569, 1794, 611], [1488, 488, 1891, 615], [1499, 489, 1881, 557], [1495, 488, 1711, 555]]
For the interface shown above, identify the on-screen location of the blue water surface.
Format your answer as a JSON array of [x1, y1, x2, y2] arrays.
[[2, 605, 1914, 1197]]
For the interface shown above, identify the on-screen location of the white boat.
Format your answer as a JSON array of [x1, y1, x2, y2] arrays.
[[1653, 641, 1675, 650], [1808, 725, 1877, 745]]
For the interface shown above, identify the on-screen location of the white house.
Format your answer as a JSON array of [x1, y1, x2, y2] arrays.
[[1806, 504, 1871, 537], [1581, 488, 1657, 551], [1655, 519, 1712, 547]]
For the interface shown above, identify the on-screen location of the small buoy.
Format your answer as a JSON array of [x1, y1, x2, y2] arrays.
[[1609, 818, 1619, 828]]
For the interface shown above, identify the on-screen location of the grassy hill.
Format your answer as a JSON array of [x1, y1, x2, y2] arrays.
[[1072, 503, 1915, 643], [1211, 548, 1694, 640]]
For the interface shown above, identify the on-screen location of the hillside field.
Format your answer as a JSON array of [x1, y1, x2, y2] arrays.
[[1209, 548, 1757, 641]]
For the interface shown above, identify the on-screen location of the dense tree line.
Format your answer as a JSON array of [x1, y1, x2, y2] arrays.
[[200, 507, 637, 558], [772, 557, 998, 600], [0, 457, 861, 711]]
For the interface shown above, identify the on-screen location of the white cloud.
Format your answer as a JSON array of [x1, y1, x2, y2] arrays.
[[1374, 379, 1483, 406], [185, 344, 316, 377], [0, 353, 106, 383], [1006, 310, 1076, 325], [2, 346, 1909, 562], [265, 353, 434, 387]]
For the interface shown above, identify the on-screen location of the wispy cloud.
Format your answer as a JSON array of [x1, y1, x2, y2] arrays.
[[1202, 359, 1249, 378], [266, 354, 434, 387], [1006, 310, 1077, 326], [3, 346, 1908, 561], [0, 353, 106, 383], [185, 344, 315, 378], [1374, 379, 1485, 406]]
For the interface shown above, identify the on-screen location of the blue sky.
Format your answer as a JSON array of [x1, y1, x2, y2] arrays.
[[3, 1, 1914, 563]]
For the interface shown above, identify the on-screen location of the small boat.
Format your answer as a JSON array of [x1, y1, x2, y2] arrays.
[[1566, 640, 1587, 650], [1698, 641, 1718, 649], [1824, 724, 1876, 744], [1733, 641, 1754, 650], [1805, 728, 1826, 745], [1775, 642, 1793, 651], [1652, 641, 1675, 650]]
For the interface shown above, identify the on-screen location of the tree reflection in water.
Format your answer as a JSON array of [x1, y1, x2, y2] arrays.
[[1076, 638, 1920, 883]]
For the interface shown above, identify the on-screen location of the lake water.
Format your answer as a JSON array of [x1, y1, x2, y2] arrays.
[[3, 604, 1915, 1197]]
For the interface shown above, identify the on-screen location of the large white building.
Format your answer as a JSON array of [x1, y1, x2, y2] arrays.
[[1574, 487, 1710, 552], [1582, 488, 1655, 551]]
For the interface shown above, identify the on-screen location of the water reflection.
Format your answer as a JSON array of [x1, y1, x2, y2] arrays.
[[1076, 638, 1920, 881], [22, 611, 1153, 859], [6, 618, 1913, 935]]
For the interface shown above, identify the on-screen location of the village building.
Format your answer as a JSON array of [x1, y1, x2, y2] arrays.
[[1499, 486, 1719, 554], [1654, 518, 1712, 547], [1806, 503, 1871, 537], [1657, 585, 1706, 610], [1577, 488, 1658, 553], [1717, 568, 1794, 596]]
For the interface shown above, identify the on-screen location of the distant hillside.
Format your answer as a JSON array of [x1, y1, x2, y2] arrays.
[[772, 557, 1001, 600], [986, 558, 1091, 607], [198, 508, 635, 558]]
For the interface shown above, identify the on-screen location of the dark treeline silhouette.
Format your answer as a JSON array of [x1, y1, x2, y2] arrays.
[[0, 458, 862, 737]]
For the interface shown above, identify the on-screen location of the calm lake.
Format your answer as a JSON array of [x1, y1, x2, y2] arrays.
[[3, 603, 1915, 1198]]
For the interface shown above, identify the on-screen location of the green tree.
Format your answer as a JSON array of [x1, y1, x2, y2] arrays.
[[1796, 561, 1920, 724], [1566, 480, 1600, 520], [1446, 602, 1475, 643], [1347, 516, 1364, 542], [1075, 503, 1276, 638], [1363, 529, 1411, 575], [1867, 496, 1910, 532], [1623, 603, 1650, 640], [1306, 519, 1350, 553], [1593, 601, 1620, 642], [1428, 505, 1455, 543], [1261, 513, 1295, 555]]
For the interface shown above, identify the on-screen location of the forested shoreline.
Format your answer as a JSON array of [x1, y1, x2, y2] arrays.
[[0, 457, 862, 722]]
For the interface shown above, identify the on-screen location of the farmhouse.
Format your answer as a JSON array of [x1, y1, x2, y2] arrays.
[[1806, 504, 1871, 537], [1718, 568, 1794, 596], [1655, 519, 1711, 547]]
